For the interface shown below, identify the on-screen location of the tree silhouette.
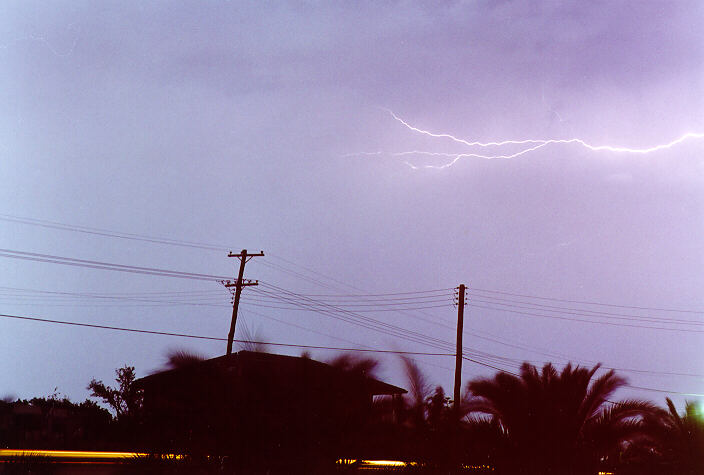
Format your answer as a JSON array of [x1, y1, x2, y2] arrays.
[[465, 362, 654, 475], [399, 355, 432, 430], [88, 365, 142, 422], [631, 398, 704, 475], [389, 356, 463, 466]]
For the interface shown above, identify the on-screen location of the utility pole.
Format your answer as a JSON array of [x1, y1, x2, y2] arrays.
[[454, 283, 466, 415], [224, 249, 264, 355]]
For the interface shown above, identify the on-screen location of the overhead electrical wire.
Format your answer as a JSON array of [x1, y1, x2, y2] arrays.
[[0, 218, 696, 378], [0, 248, 231, 281], [260, 288, 457, 298], [0, 265, 699, 378], [0, 282, 502, 376], [467, 295, 703, 326], [0, 214, 229, 252], [0, 312, 452, 356], [2, 215, 701, 394], [468, 303, 704, 333], [240, 301, 453, 313], [6, 213, 700, 315], [247, 283, 528, 374], [0, 281, 505, 373], [0, 213, 361, 293], [2, 283, 698, 331], [3, 284, 698, 380], [255, 282, 459, 351], [468, 287, 704, 315], [237, 308, 458, 376], [3, 211, 702, 320], [7, 309, 695, 396]]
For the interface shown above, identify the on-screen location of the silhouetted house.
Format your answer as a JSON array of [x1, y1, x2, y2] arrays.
[[136, 351, 405, 466]]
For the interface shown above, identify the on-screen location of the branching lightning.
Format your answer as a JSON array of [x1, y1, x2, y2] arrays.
[[356, 109, 704, 170]]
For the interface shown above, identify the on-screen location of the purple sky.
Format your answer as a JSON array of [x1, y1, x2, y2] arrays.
[[1, 1, 702, 408]]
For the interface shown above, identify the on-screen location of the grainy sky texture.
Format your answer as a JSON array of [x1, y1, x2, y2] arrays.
[[1, 1, 702, 407]]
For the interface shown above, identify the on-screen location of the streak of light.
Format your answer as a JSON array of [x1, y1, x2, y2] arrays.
[[404, 143, 550, 170], [0, 449, 167, 461], [369, 109, 704, 169], [336, 458, 417, 468]]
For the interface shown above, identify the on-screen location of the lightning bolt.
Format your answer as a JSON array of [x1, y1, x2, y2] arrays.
[[358, 109, 704, 170]]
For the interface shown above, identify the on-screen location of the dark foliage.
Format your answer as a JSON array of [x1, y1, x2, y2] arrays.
[[88, 365, 144, 448], [464, 362, 656, 475], [0, 395, 112, 451], [621, 398, 704, 475], [88, 365, 143, 422]]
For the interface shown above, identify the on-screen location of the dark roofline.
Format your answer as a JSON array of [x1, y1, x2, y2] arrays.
[[136, 350, 406, 395]]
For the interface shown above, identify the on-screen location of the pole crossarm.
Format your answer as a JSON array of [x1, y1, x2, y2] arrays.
[[228, 250, 264, 259], [222, 279, 259, 288]]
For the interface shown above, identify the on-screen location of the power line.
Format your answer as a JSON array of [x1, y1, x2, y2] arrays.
[[0, 284, 532, 369], [2, 280, 700, 379], [0, 249, 230, 281], [249, 283, 525, 374], [235, 281, 704, 378], [1, 247, 699, 382], [468, 297, 704, 326], [0, 213, 366, 294], [467, 292, 704, 323], [253, 260, 342, 291], [0, 285, 453, 307], [469, 287, 704, 315], [246, 290, 453, 306], [0, 286, 226, 297], [4, 213, 701, 316], [473, 295, 694, 322], [4, 215, 700, 395], [468, 303, 704, 333], [3, 285, 698, 380], [265, 252, 367, 293], [239, 301, 453, 313], [263, 288, 456, 298], [0, 214, 230, 252], [1, 311, 699, 396], [240, 308, 458, 376], [252, 283, 582, 375], [0, 312, 452, 356], [255, 283, 459, 351]]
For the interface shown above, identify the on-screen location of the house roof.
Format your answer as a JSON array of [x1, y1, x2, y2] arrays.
[[136, 351, 406, 396]]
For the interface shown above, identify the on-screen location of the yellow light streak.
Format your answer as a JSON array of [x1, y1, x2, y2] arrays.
[[0, 449, 182, 461], [336, 458, 413, 468], [361, 459, 408, 467]]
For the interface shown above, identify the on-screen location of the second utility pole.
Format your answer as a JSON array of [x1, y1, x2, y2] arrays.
[[225, 249, 264, 355], [454, 283, 466, 415]]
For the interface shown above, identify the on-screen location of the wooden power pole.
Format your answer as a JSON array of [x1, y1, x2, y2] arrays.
[[454, 283, 466, 414], [224, 249, 264, 355]]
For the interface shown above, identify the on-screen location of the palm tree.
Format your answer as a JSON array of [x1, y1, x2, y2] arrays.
[[464, 362, 655, 475], [399, 355, 433, 430], [631, 398, 704, 475], [393, 356, 467, 466]]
